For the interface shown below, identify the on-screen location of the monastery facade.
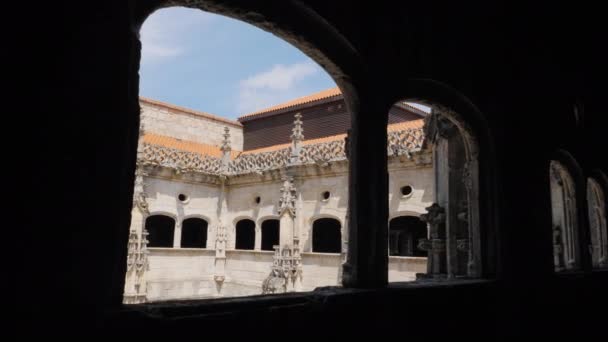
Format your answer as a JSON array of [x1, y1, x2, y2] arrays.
[[124, 88, 436, 303]]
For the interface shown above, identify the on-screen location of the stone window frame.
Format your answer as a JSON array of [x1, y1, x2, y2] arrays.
[[310, 216, 343, 254], [119, 0, 502, 308], [144, 212, 178, 249], [548, 149, 598, 274], [586, 169, 608, 269], [180, 214, 211, 249]]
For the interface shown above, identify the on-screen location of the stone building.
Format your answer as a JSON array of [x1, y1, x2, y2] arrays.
[[124, 88, 435, 302], [13, 1, 608, 338]]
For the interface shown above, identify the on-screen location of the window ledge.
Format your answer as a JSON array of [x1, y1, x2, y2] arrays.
[[112, 279, 495, 320]]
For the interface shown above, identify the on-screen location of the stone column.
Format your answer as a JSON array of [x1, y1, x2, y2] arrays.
[[173, 220, 181, 248], [123, 165, 150, 304], [255, 224, 262, 251], [344, 98, 388, 288], [213, 128, 232, 294]]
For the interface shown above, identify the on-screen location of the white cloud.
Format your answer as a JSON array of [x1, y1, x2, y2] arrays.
[[140, 8, 215, 65], [237, 61, 320, 114]]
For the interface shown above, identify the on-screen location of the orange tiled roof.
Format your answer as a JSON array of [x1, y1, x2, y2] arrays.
[[140, 97, 242, 127], [241, 119, 424, 154], [142, 133, 240, 159], [238, 87, 342, 120]]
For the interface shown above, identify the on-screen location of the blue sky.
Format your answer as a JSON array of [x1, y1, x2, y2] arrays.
[[139, 7, 337, 120]]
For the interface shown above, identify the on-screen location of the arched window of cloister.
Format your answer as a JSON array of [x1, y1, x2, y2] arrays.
[[312, 218, 341, 253], [587, 177, 607, 268], [261, 219, 280, 251], [181, 217, 208, 248], [235, 219, 256, 250], [549, 160, 581, 272], [145, 215, 175, 248], [389, 216, 428, 257]]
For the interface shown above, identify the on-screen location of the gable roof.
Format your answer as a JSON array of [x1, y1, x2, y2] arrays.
[[140, 97, 242, 128], [240, 119, 424, 154], [142, 133, 240, 159], [238, 87, 343, 121]]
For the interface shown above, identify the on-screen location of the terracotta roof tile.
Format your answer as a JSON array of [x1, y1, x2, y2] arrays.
[[142, 133, 240, 159], [241, 119, 424, 154], [238, 87, 342, 120], [140, 97, 242, 127]]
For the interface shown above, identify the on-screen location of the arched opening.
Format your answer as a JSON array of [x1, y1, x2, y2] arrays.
[[235, 219, 256, 250], [587, 177, 607, 268], [261, 219, 280, 251], [386, 100, 484, 281], [145, 215, 175, 248], [389, 216, 427, 257], [549, 160, 580, 272], [181, 217, 208, 248], [312, 218, 341, 253]]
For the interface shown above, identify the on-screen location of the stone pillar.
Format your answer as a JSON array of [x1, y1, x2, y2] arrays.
[[418, 203, 447, 278], [173, 220, 181, 248], [123, 165, 150, 304], [213, 224, 227, 296], [343, 98, 388, 288], [255, 224, 262, 251]]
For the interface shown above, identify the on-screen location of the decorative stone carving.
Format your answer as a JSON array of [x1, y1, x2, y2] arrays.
[[549, 160, 580, 271], [140, 125, 425, 177], [587, 178, 607, 268], [261, 244, 302, 294], [387, 128, 425, 157], [418, 203, 447, 278], [123, 228, 149, 304], [456, 239, 470, 252], [278, 176, 297, 217], [141, 144, 223, 175], [290, 113, 304, 165], [132, 167, 149, 214], [299, 139, 346, 166], [220, 126, 231, 170], [553, 225, 564, 271]]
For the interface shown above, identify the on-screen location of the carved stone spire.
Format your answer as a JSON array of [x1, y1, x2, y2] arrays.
[[133, 166, 149, 214], [220, 126, 231, 170], [290, 113, 304, 164], [278, 176, 297, 217]]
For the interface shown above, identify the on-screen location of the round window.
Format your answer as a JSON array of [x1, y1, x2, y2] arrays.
[[255, 196, 261, 204], [400, 185, 413, 197], [178, 194, 189, 202], [322, 191, 330, 200]]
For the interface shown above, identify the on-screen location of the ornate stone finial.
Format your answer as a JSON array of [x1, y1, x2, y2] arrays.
[[220, 127, 231, 170], [221, 127, 231, 153], [133, 167, 149, 214], [290, 113, 304, 164], [278, 176, 297, 217], [291, 113, 304, 143]]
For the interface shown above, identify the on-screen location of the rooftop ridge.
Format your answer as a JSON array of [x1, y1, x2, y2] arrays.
[[238, 87, 343, 121], [140, 97, 242, 127]]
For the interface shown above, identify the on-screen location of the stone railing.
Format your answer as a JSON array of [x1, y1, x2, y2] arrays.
[[228, 148, 291, 174], [140, 127, 425, 176], [141, 144, 223, 175]]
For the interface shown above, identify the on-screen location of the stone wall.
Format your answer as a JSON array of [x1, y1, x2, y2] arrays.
[[134, 160, 434, 301], [141, 101, 244, 150]]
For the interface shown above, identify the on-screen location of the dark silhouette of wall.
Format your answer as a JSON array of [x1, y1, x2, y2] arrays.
[[6, 0, 607, 338]]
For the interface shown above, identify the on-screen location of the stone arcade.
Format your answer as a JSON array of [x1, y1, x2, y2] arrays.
[[123, 88, 453, 303]]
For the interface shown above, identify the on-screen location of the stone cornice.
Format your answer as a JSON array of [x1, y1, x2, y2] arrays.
[[139, 127, 427, 183]]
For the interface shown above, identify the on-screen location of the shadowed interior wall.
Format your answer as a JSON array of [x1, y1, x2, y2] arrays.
[[7, 0, 608, 338]]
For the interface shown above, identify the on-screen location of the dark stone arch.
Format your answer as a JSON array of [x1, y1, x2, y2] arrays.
[[312, 218, 341, 253], [389, 216, 428, 257], [181, 217, 208, 248], [261, 219, 280, 251], [235, 219, 255, 250], [145, 215, 175, 247]]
